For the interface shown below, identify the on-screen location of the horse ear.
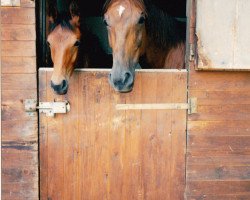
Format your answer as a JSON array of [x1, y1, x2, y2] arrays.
[[70, 0, 80, 26], [48, 2, 58, 24]]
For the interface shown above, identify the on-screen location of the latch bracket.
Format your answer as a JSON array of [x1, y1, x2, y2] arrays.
[[24, 99, 70, 117]]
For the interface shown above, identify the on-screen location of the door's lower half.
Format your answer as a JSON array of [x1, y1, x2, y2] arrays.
[[39, 69, 187, 200]]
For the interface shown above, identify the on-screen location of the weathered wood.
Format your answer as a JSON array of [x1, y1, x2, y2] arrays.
[[39, 70, 48, 200], [2, 41, 36, 56], [20, 0, 35, 7], [187, 194, 250, 200], [189, 90, 250, 105], [2, 120, 37, 142], [1, 7, 35, 24], [2, 74, 36, 90], [1, 24, 36, 41], [188, 121, 250, 136], [40, 70, 187, 200], [189, 104, 250, 121], [187, 155, 250, 166], [2, 57, 36, 74], [187, 165, 250, 181], [186, 181, 250, 195], [189, 71, 250, 90], [1, 4, 38, 200]]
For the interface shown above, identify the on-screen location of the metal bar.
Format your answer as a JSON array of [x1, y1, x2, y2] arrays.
[[116, 103, 189, 110]]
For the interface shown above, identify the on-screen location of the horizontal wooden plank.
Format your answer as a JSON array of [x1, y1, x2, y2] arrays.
[[2, 89, 37, 121], [2, 182, 38, 199], [188, 135, 250, 150], [2, 148, 38, 167], [2, 166, 38, 183], [189, 105, 250, 121], [190, 90, 250, 105], [187, 165, 250, 181], [189, 71, 250, 91], [188, 121, 250, 136], [2, 56, 36, 74], [188, 136, 250, 156], [187, 155, 250, 166], [2, 74, 36, 90], [2, 41, 36, 57], [186, 194, 250, 200], [1, 7, 35, 24], [21, 0, 35, 7], [186, 181, 250, 195], [2, 120, 37, 142], [1, 24, 35, 41]]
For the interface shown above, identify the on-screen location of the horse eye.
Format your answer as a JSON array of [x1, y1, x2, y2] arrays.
[[103, 19, 108, 26], [138, 16, 145, 24], [74, 40, 81, 47], [47, 41, 50, 47]]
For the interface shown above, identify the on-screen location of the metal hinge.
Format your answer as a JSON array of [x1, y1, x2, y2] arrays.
[[189, 44, 195, 61], [188, 97, 197, 114], [24, 99, 70, 117]]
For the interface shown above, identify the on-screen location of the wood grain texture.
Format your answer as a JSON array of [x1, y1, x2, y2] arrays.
[[1, 7, 35, 24], [187, 48, 250, 199], [1, 24, 36, 41], [2, 41, 36, 56], [2, 56, 36, 74], [39, 70, 187, 200], [1, 5, 38, 200]]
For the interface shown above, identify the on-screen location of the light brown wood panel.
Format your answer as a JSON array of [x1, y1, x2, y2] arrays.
[[186, 181, 250, 196], [2, 56, 36, 74], [189, 104, 250, 121], [186, 194, 250, 200], [189, 90, 250, 105], [187, 165, 250, 181], [1, 7, 35, 24], [2, 120, 37, 141], [2, 182, 39, 200], [2, 41, 36, 56], [189, 71, 250, 91], [187, 155, 250, 166], [188, 121, 250, 136], [21, 0, 35, 7], [39, 69, 187, 200], [2, 74, 36, 90], [1, 24, 36, 41]]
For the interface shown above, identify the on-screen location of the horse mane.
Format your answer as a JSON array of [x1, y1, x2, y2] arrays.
[[103, 0, 186, 50]]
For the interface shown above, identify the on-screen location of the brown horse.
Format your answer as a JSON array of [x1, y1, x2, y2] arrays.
[[47, 1, 112, 95], [103, 0, 186, 92]]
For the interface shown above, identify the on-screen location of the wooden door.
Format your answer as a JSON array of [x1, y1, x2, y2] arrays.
[[39, 69, 187, 200]]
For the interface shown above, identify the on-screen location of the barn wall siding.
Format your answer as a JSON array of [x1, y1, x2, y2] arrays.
[[187, 10, 250, 199], [1, 2, 38, 200]]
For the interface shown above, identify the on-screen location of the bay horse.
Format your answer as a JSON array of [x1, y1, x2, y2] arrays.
[[47, 1, 112, 95], [103, 0, 186, 92]]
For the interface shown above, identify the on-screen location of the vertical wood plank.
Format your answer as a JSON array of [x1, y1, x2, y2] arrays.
[[63, 72, 79, 200], [46, 72, 64, 200], [39, 70, 48, 200]]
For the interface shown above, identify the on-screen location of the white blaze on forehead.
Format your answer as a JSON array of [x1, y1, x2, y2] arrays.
[[117, 5, 125, 17]]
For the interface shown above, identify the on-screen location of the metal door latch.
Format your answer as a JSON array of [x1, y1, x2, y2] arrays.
[[24, 99, 70, 117]]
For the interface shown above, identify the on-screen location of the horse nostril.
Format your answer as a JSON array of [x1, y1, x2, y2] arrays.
[[124, 72, 131, 84], [62, 80, 67, 89]]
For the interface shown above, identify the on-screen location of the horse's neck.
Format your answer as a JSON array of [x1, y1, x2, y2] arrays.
[[141, 3, 186, 69]]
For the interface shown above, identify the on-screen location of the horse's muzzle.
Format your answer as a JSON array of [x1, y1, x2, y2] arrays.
[[109, 71, 134, 93], [51, 80, 68, 95]]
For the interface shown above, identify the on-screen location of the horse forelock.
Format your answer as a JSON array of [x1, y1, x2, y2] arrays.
[[103, 0, 146, 15], [49, 12, 75, 32]]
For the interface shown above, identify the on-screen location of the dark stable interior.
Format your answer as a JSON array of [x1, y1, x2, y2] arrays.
[[38, 0, 186, 67]]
